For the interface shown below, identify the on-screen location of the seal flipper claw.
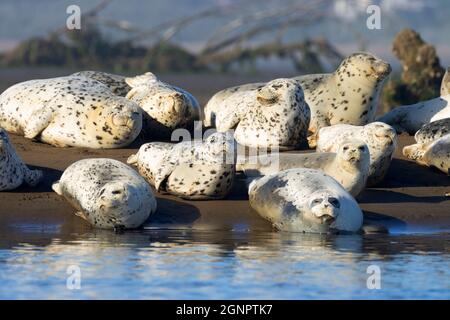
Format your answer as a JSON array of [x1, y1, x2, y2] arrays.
[[74, 211, 89, 221]]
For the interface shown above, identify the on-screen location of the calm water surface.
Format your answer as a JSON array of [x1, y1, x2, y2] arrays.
[[0, 227, 449, 299]]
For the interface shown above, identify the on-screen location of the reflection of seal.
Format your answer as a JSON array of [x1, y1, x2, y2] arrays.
[[205, 52, 391, 148], [76, 71, 201, 138], [316, 122, 397, 186], [248, 168, 363, 234], [0, 76, 142, 148], [210, 78, 310, 150], [0, 128, 43, 191], [403, 119, 450, 174], [52, 158, 157, 230], [239, 139, 370, 197], [127, 132, 237, 200], [379, 74, 450, 134]]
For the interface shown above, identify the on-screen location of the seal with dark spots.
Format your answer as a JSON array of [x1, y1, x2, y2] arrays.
[[127, 132, 237, 200], [205, 52, 391, 148], [52, 158, 157, 229], [207, 78, 310, 150], [75, 71, 201, 138], [378, 72, 450, 134], [316, 122, 397, 186], [0, 75, 142, 148], [403, 119, 450, 174], [0, 128, 43, 191], [238, 139, 370, 197], [248, 168, 363, 234]]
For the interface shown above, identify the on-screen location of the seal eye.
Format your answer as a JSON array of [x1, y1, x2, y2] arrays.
[[329, 197, 340, 208], [343, 146, 349, 151], [312, 198, 322, 205]]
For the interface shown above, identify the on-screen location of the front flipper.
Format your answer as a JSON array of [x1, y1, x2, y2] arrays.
[[126, 153, 138, 165], [24, 108, 53, 139], [52, 181, 63, 195], [307, 114, 330, 148], [23, 167, 43, 187], [216, 109, 241, 132]]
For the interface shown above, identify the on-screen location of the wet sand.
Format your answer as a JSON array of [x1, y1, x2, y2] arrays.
[[0, 70, 449, 241]]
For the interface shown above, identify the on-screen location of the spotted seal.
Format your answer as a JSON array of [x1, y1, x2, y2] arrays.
[[238, 139, 370, 197], [212, 78, 310, 150], [0, 75, 142, 148], [72, 71, 131, 96], [316, 122, 397, 186], [205, 52, 391, 148], [248, 168, 363, 234], [52, 158, 157, 229], [127, 132, 237, 200], [403, 119, 450, 174], [0, 128, 43, 191], [379, 72, 450, 134], [75, 71, 201, 138]]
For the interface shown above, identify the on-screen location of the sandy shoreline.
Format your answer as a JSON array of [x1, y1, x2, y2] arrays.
[[0, 133, 449, 242]]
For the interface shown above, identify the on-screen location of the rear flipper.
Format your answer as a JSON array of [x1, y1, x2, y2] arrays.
[[402, 143, 426, 164], [24, 108, 53, 139], [23, 167, 43, 187]]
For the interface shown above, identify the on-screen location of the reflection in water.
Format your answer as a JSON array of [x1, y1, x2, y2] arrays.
[[0, 229, 449, 299]]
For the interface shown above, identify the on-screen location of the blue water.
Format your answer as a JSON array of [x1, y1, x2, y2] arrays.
[[0, 229, 449, 299]]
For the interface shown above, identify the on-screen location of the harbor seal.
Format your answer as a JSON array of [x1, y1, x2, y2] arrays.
[[125, 72, 201, 137], [213, 78, 310, 150], [248, 168, 363, 234], [414, 118, 450, 144], [316, 122, 397, 186], [378, 95, 450, 134], [72, 71, 130, 96], [205, 52, 391, 148], [379, 72, 450, 134], [52, 158, 157, 230], [403, 119, 450, 174], [75, 71, 201, 138], [0, 75, 142, 148], [238, 139, 370, 197], [127, 132, 237, 200], [0, 128, 43, 191], [403, 134, 450, 174]]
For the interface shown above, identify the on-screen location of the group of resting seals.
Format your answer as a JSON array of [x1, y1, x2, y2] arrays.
[[206, 52, 392, 148], [0, 52, 448, 233], [0, 71, 200, 148]]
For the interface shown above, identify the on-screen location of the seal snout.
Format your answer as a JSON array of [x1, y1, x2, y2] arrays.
[[374, 60, 392, 77]]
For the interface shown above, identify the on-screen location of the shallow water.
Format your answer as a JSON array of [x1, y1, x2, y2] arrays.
[[0, 227, 449, 300]]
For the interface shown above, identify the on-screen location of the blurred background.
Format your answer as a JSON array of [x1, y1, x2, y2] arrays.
[[0, 0, 449, 108]]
